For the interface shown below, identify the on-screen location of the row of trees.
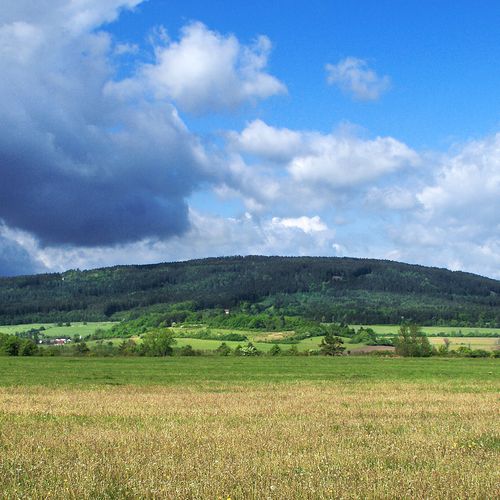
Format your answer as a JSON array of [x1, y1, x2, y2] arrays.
[[0, 330, 347, 357], [2, 325, 497, 358], [0, 333, 38, 356]]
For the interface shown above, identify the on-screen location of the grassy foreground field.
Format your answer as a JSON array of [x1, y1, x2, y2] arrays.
[[0, 357, 498, 499]]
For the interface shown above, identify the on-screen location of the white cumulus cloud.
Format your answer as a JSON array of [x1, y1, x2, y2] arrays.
[[289, 134, 419, 188], [229, 121, 419, 195], [384, 133, 500, 278], [326, 57, 391, 101], [141, 22, 286, 113], [0, 0, 143, 35], [228, 119, 303, 162], [271, 216, 328, 234]]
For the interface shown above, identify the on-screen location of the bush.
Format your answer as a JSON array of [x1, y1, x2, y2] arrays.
[[19, 339, 38, 356], [269, 344, 282, 356], [216, 342, 232, 356], [367, 350, 396, 357], [0, 334, 38, 356], [319, 334, 345, 356], [42, 346, 61, 356], [72, 342, 90, 356], [177, 328, 248, 342], [118, 339, 138, 356], [454, 346, 492, 358], [0, 334, 21, 356], [239, 342, 261, 356], [90, 340, 117, 357], [178, 344, 198, 356], [468, 349, 490, 358]]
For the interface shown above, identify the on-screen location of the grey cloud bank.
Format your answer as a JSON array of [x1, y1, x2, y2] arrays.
[[0, 1, 210, 247], [0, 235, 39, 276]]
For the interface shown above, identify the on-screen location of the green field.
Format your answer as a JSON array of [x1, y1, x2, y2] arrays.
[[88, 334, 366, 353], [353, 324, 500, 336], [0, 357, 498, 498], [0, 321, 117, 338], [0, 356, 497, 387], [429, 336, 500, 350], [3, 321, 500, 353]]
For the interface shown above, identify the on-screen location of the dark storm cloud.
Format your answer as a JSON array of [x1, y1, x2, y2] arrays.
[[0, 1, 209, 247], [0, 236, 40, 276], [0, 100, 205, 246]]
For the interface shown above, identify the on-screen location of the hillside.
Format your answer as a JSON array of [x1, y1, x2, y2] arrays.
[[1, 256, 499, 326]]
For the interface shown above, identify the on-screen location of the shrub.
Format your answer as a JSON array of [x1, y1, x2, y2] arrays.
[[118, 339, 138, 356], [468, 349, 490, 358], [269, 344, 282, 356], [215, 342, 232, 356], [72, 342, 90, 356], [40, 346, 61, 356], [178, 344, 197, 356], [19, 339, 38, 356], [367, 350, 396, 357], [0, 334, 21, 356], [319, 334, 345, 356], [177, 329, 248, 342], [239, 342, 261, 356], [90, 340, 117, 357]]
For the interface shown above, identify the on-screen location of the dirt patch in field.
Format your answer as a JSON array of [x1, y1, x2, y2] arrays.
[[253, 331, 295, 341], [350, 345, 395, 354]]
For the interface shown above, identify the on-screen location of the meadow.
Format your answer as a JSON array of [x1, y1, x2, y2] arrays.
[[0, 322, 117, 338], [0, 357, 498, 499], [3, 321, 499, 355], [352, 324, 500, 336]]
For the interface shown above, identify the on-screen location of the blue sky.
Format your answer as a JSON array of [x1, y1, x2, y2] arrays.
[[1, 0, 500, 278], [108, 0, 500, 147]]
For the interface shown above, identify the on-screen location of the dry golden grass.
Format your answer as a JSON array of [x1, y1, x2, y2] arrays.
[[0, 380, 499, 499]]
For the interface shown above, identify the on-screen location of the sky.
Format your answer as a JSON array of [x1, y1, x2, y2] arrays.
[[1, 0, 500, 278]]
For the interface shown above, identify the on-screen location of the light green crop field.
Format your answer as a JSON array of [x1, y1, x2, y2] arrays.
[[0, 357, 498, 499], [0, 321, 117, 338], [429, 336, 500, 350], [88, 334, 344, 352], [4, 322, 499, 351], [353, 324, 500, 336]]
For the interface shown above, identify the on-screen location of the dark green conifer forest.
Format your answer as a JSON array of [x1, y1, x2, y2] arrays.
[[1, 256, 499, 326]]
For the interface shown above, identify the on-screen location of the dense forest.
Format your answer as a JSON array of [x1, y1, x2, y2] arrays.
[[1, 256, 500, 326]]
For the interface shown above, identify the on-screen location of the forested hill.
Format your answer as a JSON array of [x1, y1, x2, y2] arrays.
[[1, 256, 500, 326]]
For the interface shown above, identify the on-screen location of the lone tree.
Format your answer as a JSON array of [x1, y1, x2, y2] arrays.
[[141, 329, 176, 356], [394, 324, 432, 357], [319, 333, 345, 356]]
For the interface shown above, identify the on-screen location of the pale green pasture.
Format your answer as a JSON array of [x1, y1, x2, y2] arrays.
[[352, 324, 500, 336], [0, 322, 117, 338], [175, 337, 274, 352], [429, 336, 499, 350], [4, 322, 499, 352]]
